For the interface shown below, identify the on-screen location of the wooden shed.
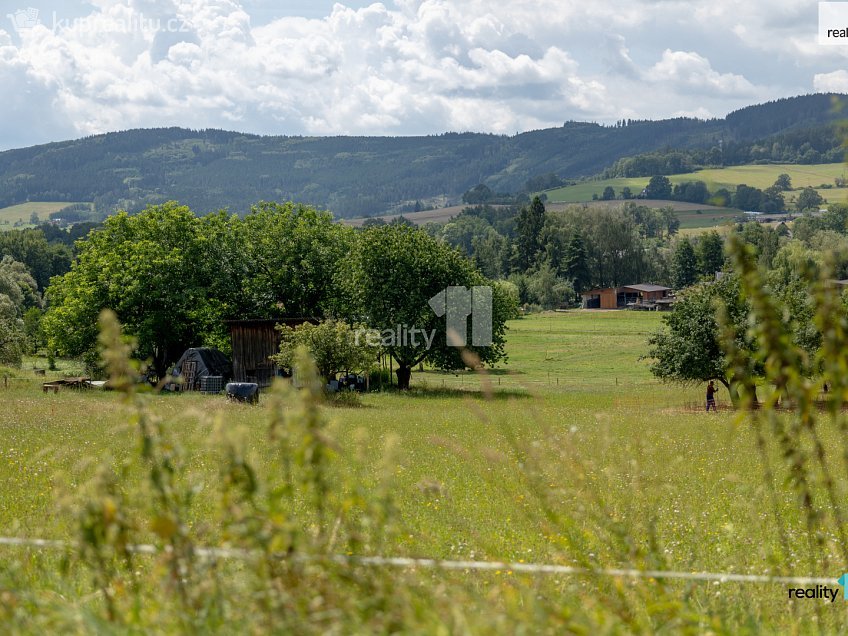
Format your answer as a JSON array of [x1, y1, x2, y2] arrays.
[[581, 284, 672, 310], [620, 284, 672, 309], [581, 287, 621, 309], [227, 317, 314, 387]]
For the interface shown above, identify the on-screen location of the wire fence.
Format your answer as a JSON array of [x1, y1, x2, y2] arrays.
[[0, 536, 835, 587]]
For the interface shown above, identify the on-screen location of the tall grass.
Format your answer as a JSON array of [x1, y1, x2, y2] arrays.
[[722, 237, 848, 576], [1, 306, 846, 633]]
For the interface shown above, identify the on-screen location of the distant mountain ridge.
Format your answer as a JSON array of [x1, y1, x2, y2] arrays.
[[0, 93, 844, 219]]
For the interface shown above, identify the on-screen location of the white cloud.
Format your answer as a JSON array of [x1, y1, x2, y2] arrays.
[[0, 0, 842, 149], [646, 49, 757, 97], [814, 70, 848, 93]]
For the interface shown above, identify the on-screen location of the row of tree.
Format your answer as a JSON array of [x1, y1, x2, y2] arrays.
[[41, 202, 515, 388], [419, 199, 687, 309], [602, 118, 843, 180], [636, 174, 826, 213], [0, 222, 89, 365]]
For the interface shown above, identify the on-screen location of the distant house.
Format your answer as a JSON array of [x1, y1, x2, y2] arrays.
[[227, 317, 316, 387], [581, 284, 673, 310], [581, 287, 620, 309], [623, 284, 674, 309]]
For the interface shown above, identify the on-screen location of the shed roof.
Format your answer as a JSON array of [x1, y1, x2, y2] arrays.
[[225, 316, 317, 328], [172, 347, 232, 379], [580, 287, 618, 296], [621, 284, 671, 293]]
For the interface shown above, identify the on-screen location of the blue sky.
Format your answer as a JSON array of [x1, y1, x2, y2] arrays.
[[0, 1, 846, 149]]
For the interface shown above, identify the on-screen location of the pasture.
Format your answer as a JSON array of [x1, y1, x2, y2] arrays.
[[1, 311, 845, 633], [0, 202, 87, 228], [545, 162, 848, 207], [345, 200, 740, 232], [343, 204, 471, 227]]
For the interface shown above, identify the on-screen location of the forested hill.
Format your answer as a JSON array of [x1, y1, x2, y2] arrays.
[[0, 93, 844, 219]]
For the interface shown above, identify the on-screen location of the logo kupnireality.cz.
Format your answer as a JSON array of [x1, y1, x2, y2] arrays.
[[355, 286, 494, 350], [6, 7, 40, 32], [787, 574, 848, 602], [428, 286, 493, 347], [6, 6, 191, 35]]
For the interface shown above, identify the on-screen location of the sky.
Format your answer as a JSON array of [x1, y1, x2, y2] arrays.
[[1, 0, 847, 150]]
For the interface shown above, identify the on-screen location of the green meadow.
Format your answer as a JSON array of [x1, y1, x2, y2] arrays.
[[0, 202, 87, 228], [546, 163, 848, 207], [1, 311, 845, 632]]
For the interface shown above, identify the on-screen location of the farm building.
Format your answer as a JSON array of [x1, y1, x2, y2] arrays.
[[581, 287, 620, 310], [581, 284, 673, 310], [227, 317, 315, 387], [171, 347, 232, 391]]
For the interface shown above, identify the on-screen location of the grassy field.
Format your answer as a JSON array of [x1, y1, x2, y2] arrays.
[[1, 311, 846, 632], [343, 205, 470, 227], [0, 202, 86, 229], [545, 163, 848, 207]]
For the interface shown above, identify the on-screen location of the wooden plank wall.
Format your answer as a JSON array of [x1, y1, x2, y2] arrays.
[[230, 324, 280, 387]]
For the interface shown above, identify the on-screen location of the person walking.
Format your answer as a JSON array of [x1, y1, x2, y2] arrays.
[[706, 380, 717, 412]]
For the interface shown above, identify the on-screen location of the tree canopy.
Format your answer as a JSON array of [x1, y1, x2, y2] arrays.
[[43, 203, 223, 376], [343, 224, 512, 389], [648, 275, 752, 403], [796, 187, 825, 212], [273, 319, 376, 383], [0, 256, 37, 365], [236, 201, 354, 318], [645, 176, 672, 199], [697, 231, 725, 278], [43, 201, 514, 387], [671, 239, 698, 289], [515, 196, 546, 271]]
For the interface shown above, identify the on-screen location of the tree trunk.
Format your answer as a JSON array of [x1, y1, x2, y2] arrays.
[[396, 365, 411, 390], [718, 378, 758, 410], [717, 378, 737, 407], [153, 354, 168, 383]]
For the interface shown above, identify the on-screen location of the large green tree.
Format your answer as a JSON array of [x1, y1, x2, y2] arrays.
[[344, 225, 513, 389], [471, 228, 510, 279], [734, 184, 763, 211], [648, 275, 753, 405], [0, 256, 37, 365], [672, 238, 698, 289], [773, 173, 792, 191], [697, 231, 725, 278], [0, 299, 25, 366], [238, 201, 354, 318], [562, 232, 590, 293], [644, 175, 672, 199], [0, 256, 40, 310], [43, 203, 221, 377], [515, 196, 546, 271], [796, 187, 825, 212]]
